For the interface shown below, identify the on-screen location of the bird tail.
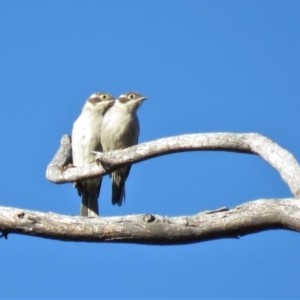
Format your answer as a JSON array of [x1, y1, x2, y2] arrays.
[[80, 191, 99, 217], [112, 172, 126, 206], [77, 179, 101, 217]]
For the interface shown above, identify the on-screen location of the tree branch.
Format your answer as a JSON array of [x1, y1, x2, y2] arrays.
[[39, 133, 300, 244], [46, 133, 300, 198], [0, 199, 299, 244]]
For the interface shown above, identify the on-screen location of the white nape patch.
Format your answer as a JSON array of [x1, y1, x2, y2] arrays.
[[114, 99, 124, 108], [83, 100, 93, 108], [89, 93, 99, 99]]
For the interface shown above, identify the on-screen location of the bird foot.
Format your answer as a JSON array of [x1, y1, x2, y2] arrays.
[[60, 163, 75, 174], [91, 151, 113, 171]]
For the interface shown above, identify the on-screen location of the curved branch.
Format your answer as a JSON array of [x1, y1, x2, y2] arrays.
[[0, 199, 300, 244], [46, 134, 72, 181], [46, 133, 300, 197]]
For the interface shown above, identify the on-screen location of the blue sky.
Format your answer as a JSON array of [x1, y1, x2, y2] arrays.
[[0, 1, 300, 298]]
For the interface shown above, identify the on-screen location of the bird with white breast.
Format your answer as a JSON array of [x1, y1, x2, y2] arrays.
[[101, 92, 147, 206], [72, 92, 115, 217]]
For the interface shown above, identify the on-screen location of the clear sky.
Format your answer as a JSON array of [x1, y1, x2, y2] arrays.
[[0, 1, 300, 298]]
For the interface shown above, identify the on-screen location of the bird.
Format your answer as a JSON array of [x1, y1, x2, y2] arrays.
[[100, 91, 147, 206], [72, 92, 115, 216]]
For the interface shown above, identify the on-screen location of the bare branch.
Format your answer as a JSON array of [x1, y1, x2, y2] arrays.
[[0, 199, 299, 244], [46, 133, 300, 197], [46, 134, 72, 182]]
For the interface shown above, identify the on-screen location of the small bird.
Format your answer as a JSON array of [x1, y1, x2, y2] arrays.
[[72, 92, 115, 216], [101, 91, 147, 206]]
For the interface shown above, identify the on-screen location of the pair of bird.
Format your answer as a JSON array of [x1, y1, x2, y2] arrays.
[[72, 91, 147, 217]]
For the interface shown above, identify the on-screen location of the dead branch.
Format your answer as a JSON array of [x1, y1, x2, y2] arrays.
[[0, 199, 299, 244], [13, 132, 297, 244], [46, 133, 300, 197]]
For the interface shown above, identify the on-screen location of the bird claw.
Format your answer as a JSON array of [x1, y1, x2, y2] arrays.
[[91, 152, 112, 171], [97, 160, 112, 172], [60, 163, 75, 174], [91, 151, 103, 162]]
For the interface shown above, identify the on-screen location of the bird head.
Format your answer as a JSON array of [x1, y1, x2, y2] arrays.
[[84, 92, 115, 113], [116, 92, 147, 112]]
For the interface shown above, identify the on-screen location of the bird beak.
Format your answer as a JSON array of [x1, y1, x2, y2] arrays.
[[138, 96, 148, 102]]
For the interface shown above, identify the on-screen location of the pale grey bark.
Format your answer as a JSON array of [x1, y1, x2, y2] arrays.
[[1, 132, 300, 243], [0, 199, 299, 244], [46, 133, 300, 197]]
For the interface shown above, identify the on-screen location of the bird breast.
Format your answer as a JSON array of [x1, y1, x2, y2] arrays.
[[72, 111, 102, 166], [101, 108, 140, 151]]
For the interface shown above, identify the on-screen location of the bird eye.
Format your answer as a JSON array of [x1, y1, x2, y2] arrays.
[[128, 94, 135, 99], [101, 94, 108, 100]]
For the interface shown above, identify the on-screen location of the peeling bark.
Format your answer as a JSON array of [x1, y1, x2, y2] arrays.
[[0, 199, 299, 244]]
